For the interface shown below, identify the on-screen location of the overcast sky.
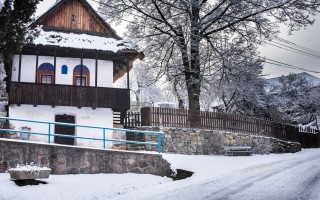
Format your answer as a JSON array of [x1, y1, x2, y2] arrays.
[[36, 0, 320, 79]]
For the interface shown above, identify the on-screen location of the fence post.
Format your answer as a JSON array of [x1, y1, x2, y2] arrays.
[[157, 133, 162, 153], [48, 123, 51, 144], [189, 109, 200, 128], [103, 128, 106, 149], [141, 107, 151, 126]]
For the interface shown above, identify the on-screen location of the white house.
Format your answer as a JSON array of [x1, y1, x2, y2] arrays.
[[8, 0, 143, 148]]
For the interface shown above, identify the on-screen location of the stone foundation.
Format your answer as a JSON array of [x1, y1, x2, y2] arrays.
[[141, 127, 301, 155], [0, 139, 172, 177], [112, 124, 127, 150]]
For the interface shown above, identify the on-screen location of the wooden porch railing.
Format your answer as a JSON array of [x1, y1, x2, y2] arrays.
[[9, 82, 130, 111]]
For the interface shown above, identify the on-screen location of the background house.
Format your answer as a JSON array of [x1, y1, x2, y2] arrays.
[[8, 0, 143, 148]]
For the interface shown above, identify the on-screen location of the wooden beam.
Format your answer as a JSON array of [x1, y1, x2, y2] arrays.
[[35, 47, 39, 83], [52, 48, 57, 108], [80, 51, 83, 86], [95, 52, 98, 87], [127, 64, 130, 89], [53, 48, 57, 84], [18, 53, 22, 82]]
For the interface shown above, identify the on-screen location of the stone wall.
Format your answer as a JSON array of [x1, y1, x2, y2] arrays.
[[141, 127, 301, 155], [0, 139, 172, 177], [112, 124, 127, 150]]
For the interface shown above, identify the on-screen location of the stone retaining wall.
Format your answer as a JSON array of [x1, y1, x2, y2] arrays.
[[112, 124, 127, 150], [0, 139, 172, 177], [141, 127, 301, 155]]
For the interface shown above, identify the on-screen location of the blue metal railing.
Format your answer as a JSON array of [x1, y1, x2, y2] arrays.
[[0, 117, 163, 153]]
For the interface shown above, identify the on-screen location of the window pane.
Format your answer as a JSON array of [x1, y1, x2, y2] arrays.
[[41, 75, 52, 84], [76, 77, 86, 86]]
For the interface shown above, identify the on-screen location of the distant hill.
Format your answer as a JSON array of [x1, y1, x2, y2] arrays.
[[267, 72, 320, 86]]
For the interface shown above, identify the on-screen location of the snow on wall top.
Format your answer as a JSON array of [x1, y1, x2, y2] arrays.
[[9, 163, 51, 172], [29, 28, 140, 53]]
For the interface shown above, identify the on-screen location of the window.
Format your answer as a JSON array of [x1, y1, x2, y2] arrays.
[[37, 63, 55, 84], [61, 65, 68, 74], [73, 64, 90, 86], [41, 75, 52, 84], [75, 76, 87, 86]]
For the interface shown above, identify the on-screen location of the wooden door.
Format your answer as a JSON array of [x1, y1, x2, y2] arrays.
[[55, 115, 75, 145]]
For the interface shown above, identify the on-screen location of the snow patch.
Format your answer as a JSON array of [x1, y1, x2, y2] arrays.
[[0, 0, 4, 11], [9, 163, 50, 172], [29, 28, 140, 53], [1, 149, 320, 199]]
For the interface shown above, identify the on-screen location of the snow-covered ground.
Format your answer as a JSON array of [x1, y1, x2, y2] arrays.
[[1, 149, 320, 200]]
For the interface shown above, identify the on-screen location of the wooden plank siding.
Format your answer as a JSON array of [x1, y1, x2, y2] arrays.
[[141, 107, 298, 142], [42, 0, 110, 35], [9, 82, 130, 111]]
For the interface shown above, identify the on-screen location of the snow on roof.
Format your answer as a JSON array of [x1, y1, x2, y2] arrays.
[[35, 0, 60, 19], [29, 28, 140, 53]]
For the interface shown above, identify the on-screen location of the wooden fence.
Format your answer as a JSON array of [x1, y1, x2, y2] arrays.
[[141, 107, 298, 142], [113, 112, 141, 128], [297, 132, 320, 148]]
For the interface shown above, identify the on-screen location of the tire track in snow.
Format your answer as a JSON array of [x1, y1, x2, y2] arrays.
[[206, 156, 320, 200], [226, 157, 320, 200], [295, 165, 320, 200], [151, 152, 320, 200]]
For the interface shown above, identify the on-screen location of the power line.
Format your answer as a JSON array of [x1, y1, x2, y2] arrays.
[[275, 37, 320, 56], [270, 40, 320, 58], [265, 41, 320, 60], [259, 56, 320, 74]]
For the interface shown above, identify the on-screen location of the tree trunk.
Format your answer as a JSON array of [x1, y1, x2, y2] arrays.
[[178, 99, 184, 109], [187, 0, 201, 111], [175, 0, 202, 112], [187, 0, 202, 128], [187, 85, 201, 110]]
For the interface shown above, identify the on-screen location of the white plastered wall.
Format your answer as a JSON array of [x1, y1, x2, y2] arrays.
[[11, 54, 20, 82], [9, 105, 114, 148], [12, 54, 114, 88], [97, 60, 113, 87], [11, 55, 37, 82], [55, 57, 79, 85]]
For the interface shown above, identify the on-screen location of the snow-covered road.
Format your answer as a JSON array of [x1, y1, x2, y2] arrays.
[[152, 153, 320, 200], [118, 149, 320, 200], [1, 149, 320, 200]]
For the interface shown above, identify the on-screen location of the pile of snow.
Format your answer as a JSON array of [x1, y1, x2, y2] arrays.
[[29, 28, 140, 53], [8, 163, 50, 172]]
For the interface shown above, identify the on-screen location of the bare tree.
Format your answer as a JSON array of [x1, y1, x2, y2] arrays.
[[114, 61, 166, 108], [267, 73, 320, 124], [99, 0, 320, 110], [200, 38, 266, 115]]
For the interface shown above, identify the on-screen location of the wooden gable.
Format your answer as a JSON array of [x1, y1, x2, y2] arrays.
[[33, 0, 120, 38]]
